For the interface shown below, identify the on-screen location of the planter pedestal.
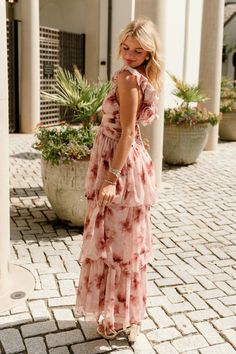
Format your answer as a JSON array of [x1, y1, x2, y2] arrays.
[[41, 159, 89, 226], [163, 124, 209, 165], [219, 112, 236, 141]]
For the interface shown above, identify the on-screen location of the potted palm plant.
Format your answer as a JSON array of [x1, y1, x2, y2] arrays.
[[219, 77, 236, 141], [34, 66, 111, 226], [163, 73, 220, 165]]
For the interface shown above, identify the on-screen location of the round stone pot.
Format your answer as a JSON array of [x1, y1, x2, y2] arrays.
[[163, 123, 209, 165], [219, 112, 236, 141], [41, 158, 89, 226]]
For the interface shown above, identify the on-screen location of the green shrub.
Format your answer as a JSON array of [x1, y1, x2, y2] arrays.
[[34, 124, 97, 165], [165, 73, 221, 126], [34, 66, 112, 164], [220, 77, 236, 113]]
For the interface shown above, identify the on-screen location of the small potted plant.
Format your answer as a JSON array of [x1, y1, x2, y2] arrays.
[[163, 73, 221, 166], [219, 76, 236, 141], [34, 66, 111, 226]]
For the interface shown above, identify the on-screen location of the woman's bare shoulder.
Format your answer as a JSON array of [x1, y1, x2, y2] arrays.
[[117, 70, 138, 89]]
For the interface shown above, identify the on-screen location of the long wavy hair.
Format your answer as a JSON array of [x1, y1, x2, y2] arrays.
[[118, 18, 164, 92]]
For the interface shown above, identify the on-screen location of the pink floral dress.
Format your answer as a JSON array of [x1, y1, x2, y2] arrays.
[[75, 65, 159, 331]]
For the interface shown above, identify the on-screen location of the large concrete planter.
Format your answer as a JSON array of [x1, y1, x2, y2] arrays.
[[219, 112, 236, 141], [163, 123, 209, 165], [41, 158, 89, 226]]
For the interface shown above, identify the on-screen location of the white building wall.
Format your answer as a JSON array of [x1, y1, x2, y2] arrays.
[[15, 0, 86, 34], [39, 0, 100, 83], [14, 0, 99, 82], [99, 0, 109, 81], [84, 0, 100, 82], [135, 0, 157, 20], [39, 0, 85, 33]]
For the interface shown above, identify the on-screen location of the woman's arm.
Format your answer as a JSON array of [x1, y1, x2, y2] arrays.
[[106, 71, 140, 181], [98, 71, 140, 206]]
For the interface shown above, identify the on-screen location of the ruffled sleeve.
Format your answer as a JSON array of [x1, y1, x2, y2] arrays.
[[112, 65, 159, 126]]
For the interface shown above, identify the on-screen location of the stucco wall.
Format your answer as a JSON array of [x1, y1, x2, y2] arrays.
[[39, 0, 85, 33], [84, 0, 100, 82], [40, 0, 100, 82]]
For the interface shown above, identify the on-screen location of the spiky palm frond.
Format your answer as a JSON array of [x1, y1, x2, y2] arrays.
[[41, 65, 112, 126], [165, 72, 221, 126], [41, 67, 82, 109], [167, 72, 209, 105]]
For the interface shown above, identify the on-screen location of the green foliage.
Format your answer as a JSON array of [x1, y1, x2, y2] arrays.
[[165, 72, 221, 126], [33, 124, 97, 164], [165, 107, 220, 127], [168, 72, 208, 107], [35, 66, 112, 163], [41, 65, 112, 126], [220, 77, 236, 113]]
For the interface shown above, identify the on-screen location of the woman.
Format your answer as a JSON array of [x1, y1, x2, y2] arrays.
[[75, 18, 163, 342]]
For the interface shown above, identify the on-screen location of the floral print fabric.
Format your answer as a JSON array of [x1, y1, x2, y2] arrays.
[[85, 65, 159, 206], [75, 66, 159, 330]]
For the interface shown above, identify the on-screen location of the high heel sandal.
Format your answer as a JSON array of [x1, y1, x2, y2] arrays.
[[126, 324, 140, 343], [97, 322, 124, 340]]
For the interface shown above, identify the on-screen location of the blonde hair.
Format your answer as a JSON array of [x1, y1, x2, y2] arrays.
[[118, 18, 164, 92]]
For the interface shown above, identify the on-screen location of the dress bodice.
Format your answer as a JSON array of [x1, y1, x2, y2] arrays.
[[98, 65, 159, 142], [84, 65, 159, 207]]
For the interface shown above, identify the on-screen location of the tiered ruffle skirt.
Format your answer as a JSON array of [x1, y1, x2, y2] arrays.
[[75, 127, 156, 330]]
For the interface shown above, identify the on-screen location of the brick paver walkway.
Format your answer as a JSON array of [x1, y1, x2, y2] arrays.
[[1, 134, 236, 354]]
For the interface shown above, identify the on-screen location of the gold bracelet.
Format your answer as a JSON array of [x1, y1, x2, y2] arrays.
[[109, 167, 121, 178], [104, 179, 116, 185]]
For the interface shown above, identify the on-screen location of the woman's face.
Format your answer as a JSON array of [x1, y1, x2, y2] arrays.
[[120, 35, 149, 68]]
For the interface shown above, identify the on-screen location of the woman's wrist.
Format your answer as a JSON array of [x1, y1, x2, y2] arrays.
[[104, 179, 116, 185], [105, 171, 117, 182], [107, 166, 121, 180], [109, 167, 121, 178], [104, 172, 117, 182], [103, 166, 122, 185]]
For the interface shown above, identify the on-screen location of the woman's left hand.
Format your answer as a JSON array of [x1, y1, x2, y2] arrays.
[[98, 181, 116, 207]]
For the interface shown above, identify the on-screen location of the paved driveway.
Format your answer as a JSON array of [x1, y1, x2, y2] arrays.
[[1, 134, 236, 354]]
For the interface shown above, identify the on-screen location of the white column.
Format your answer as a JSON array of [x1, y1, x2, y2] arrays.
[[199, 0, 225, 150], [111, 0, 135, 74], [153, 1, 166, 190], [141, 1, 166, 190], [183, 0, 190, 82], [0, 2, 35, 312], [20, 0, 40, 133], [0, 0, 10, 295]]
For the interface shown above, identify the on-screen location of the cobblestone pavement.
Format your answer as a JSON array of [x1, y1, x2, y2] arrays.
[[1, 133, 236, 354]]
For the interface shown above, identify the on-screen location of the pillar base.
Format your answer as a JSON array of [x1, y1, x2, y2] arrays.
[[204, 124, 219, 151], [0, 264, 35, 313]]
